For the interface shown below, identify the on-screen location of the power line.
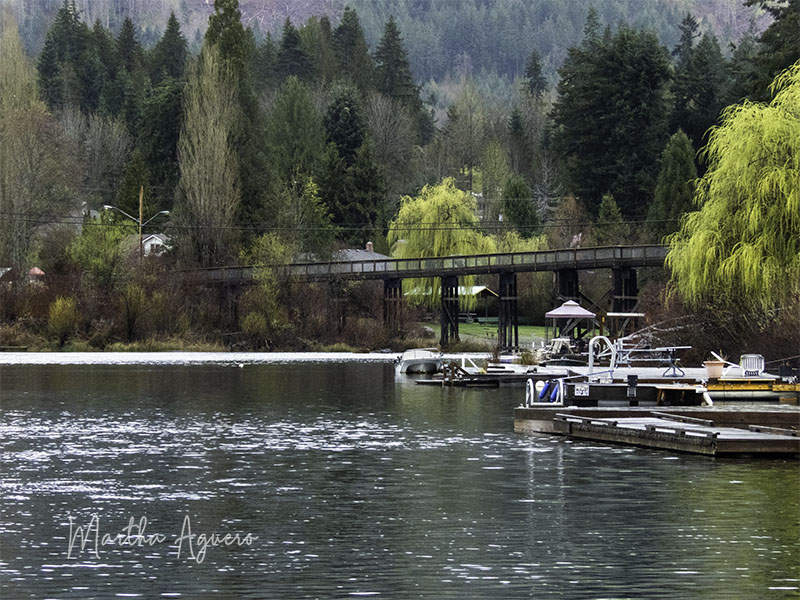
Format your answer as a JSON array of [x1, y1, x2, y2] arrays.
[[0, 211, 682, 232]]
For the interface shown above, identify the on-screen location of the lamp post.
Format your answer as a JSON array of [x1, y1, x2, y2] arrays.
[[103, 202, 169, 259]]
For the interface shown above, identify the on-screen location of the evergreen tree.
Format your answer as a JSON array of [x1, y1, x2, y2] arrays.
[[115, 150, 153, 221], [524, 48, 547, 98], [724, 30, 761, 105], [374, 15, 426, 142], [671, 17, 726, 150], [317, 143, 355, 233], [117, 17, 144, 74], [502, 175, 539, 238], [552, 23, 671, 217], [276, 18, 312, 81], [205, 0, 249, 77], [595, 194, 630, 245], [745, 0, 800, 98], [36, 0, 91, 112], [648, 130, 697, 242], [375, 16, 416, 106], [507, 108, 529, 175], [138, 78, 184, 206], [91, 19, 118, 83], [149, 12, 187, 85], [250, 34, 277, 93], [267, 76, 325, 187], [298, 16, 337, 86], [37, 32, 63, 109], [333, 7, 374, 94], [348, 141, 387, 240], [324, 89, 366, 167]]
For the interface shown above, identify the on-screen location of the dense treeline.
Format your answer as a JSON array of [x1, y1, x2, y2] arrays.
[[0, 0, 798, 355]]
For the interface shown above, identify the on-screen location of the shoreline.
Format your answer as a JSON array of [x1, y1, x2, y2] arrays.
[[0, 350, 501, 366], [0, 351, 399, 365]]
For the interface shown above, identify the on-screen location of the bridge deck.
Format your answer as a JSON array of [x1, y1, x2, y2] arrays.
[[195, 245, 669, 285]]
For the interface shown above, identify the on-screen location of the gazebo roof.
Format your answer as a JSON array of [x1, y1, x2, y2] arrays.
[[545, 300, 595, 319]]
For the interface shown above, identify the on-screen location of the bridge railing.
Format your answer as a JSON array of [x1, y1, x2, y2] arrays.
[[195, 245, 669, 285]]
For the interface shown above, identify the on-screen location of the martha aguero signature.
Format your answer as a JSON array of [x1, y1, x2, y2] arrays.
[[66, 514, 258, 564]]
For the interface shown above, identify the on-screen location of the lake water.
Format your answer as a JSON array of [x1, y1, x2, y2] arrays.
[[1, 357, 798, 598]]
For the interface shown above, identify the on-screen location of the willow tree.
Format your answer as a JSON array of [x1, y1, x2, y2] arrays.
[[387, 178, 496, 308], [666, 62, 800, 308], [174, 44, 240, 267]]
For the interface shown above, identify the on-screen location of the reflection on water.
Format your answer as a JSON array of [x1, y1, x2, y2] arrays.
[[1, 362, 798, 598]]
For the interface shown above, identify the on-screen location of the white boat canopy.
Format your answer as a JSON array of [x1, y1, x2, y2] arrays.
[[545, 300, 595, 319]]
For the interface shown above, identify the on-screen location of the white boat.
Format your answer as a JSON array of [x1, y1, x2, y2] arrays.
[[395, 348, 442, 374]]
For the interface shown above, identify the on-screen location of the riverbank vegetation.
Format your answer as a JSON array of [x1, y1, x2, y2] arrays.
[[0, 1, 798, 360]]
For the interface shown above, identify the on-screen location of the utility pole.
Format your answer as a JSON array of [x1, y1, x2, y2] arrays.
[[138, 185, 144, 260]]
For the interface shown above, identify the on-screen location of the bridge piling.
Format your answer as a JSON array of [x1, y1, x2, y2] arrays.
[[440, 275, 459, 347], [611, 267, 639, 313], [383, 278, 403, 332], [498, 272, 519, 352]]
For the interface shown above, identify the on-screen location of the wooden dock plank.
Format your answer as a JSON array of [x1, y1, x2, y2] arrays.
[[551, 414, 800, 455]]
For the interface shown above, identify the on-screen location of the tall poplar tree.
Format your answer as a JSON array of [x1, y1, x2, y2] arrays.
[[205, 0, 272, 227], [1, 19, 70, 267], [174, 45, 240, 267]]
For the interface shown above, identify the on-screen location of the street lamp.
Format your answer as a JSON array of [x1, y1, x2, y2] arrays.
[[103, 204, 169, 259]]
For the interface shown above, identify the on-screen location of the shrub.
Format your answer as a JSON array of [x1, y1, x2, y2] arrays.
[[48, 297, 80, 348]]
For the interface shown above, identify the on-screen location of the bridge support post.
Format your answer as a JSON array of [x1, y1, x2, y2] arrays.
[[556, 268, 579, 302], [440, 275, 459, 347], [383, 278, 402, 332], [498, 272, 519, 352], [611, 267, 638, 313], [329, 280, 346, 332]]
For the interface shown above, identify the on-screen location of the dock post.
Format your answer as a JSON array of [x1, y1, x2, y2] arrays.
[[498, 272, 519, 352], [440, 275, 459, 347], [383, 278, 403, 332]]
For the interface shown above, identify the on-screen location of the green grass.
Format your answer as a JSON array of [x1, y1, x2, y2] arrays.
[[423, 321, 547, 347]]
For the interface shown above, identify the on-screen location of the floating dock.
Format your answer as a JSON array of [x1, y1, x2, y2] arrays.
[[515, 406, 800, 456]]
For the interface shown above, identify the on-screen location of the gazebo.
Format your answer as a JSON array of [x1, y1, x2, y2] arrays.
[[544, 300, 596, 344]]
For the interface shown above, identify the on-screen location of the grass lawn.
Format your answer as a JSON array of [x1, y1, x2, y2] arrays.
[[423, 321, 547, 348]]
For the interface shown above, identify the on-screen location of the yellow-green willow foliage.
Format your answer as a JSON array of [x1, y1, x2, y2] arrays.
[[388, 177, 496, 308], [666, 61, 800, 308]]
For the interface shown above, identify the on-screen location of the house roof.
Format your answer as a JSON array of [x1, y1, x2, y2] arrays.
[[334, 248, 390, 262], [545, 300, 595, 319], [142, 233, 170, 244]]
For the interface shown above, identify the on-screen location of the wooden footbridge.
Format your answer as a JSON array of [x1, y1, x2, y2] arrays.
[[193, 244, 669, 349]]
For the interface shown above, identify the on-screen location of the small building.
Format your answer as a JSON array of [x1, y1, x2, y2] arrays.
[[141, 233, 171, 257]]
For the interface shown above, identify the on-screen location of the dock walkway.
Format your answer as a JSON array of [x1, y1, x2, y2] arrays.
[[552, 412, 799, 455]]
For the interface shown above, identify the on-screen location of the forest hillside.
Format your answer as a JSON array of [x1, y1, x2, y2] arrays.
[[12, 0, 767, 83]]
